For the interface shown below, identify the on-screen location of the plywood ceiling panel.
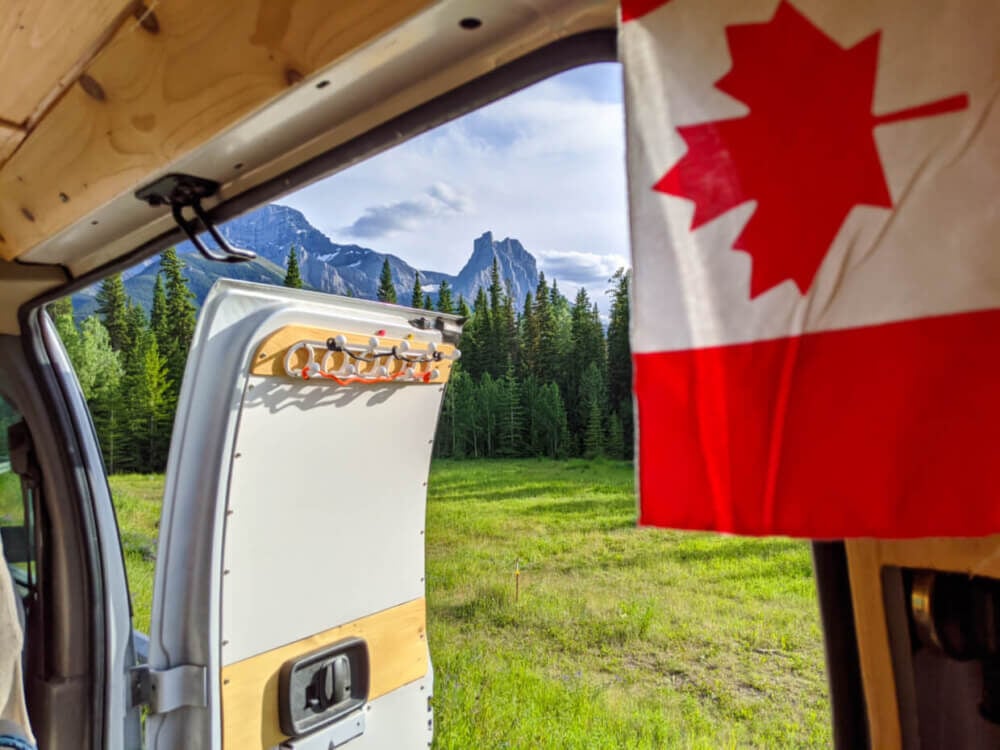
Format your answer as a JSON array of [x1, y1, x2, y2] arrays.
[[0, 0, 433, 261], [0, 0, 137, 125], [0, 124, 25, 164]]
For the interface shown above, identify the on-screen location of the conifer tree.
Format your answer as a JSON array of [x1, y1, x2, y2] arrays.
[[51, 298, 78, 355], [501, 282, 519, 373], [452, 369, 483, 457], [566, 288, 607, 436], [549, 280, 573, 400], [488, 258, 504, 315], [71, 317, 122, 402], [436, 368, 459, 457], [460, 287, 490, 379], [498, 365, 523, 456], [579, 362, 606, 459], [423, 295, 434, 311], [73, 316, 125, 471], [437, 279, 454, 314], [49, 296, 74, 322], [606, 412, 625, 460], [519, 292, 537, 380], [520, 376, 567, 458], [583, 400, 604, 459], [129, 333, 172, 471], [539, 382, 569, 458], [479, 372, 501, 456], [606, 268, 632, 406], [160, 248, 198, 392], [570, 289, 606, 368], [438, 368, 474, 458], [521, 375, 543, 456], [411, 271, 423, 309], [532, 273, 558, 381], [284, 246, 304, 288], [606, 268, 634, 458], [51, 308, 83, 383], [124, 300, 146, 354], [150, 273, 168, 345], [95, 274, 130, 352], [456, 295, 471, 319], [377, 259, 397, 303], [486, 259, 505, 375]]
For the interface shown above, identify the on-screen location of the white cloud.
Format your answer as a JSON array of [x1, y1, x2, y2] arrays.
[[426, 182, 471, 213], [283, 63, 630, 309], [341, 182, 472, 238], [537, 250, 630, 285]]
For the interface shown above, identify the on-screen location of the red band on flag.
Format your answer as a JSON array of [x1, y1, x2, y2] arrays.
[[621, 0, 673, 23], [635, 308, 1000, 538]]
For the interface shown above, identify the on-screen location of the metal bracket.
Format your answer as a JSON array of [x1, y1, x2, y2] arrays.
[[407, 315, 465, 346], [280, 710, 365, 749], [135, 173, 257, 263], [129, 664, 208, 715]]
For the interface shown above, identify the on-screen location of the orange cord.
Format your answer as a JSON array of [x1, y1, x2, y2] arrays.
[[299, 366, 432, 385]]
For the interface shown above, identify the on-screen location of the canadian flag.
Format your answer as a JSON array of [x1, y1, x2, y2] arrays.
[[623, 0, 1000, 537]]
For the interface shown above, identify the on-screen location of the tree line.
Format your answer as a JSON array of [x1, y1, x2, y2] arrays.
[[50, 248, 198, 473], [424, 257, 633, 460], [53, 247, 632, 474]]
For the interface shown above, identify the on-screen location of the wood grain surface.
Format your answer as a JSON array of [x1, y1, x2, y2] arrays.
[[0, 0, 432, 260], [251, 324, 457, 384], [221, 597, 428, 749]]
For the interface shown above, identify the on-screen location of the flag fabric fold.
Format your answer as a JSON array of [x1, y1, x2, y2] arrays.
[[622, 0, 1000, 538]]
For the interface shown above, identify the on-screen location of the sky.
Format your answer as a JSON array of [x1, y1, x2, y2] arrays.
[[282, 63, 629, 309]]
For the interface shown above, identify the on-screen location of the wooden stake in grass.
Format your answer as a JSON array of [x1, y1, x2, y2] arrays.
[[515, 558, 520, 603]]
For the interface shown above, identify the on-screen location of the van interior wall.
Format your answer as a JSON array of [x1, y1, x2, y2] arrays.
[[0, 262, 66, 335], [0, 333, 98, 748]]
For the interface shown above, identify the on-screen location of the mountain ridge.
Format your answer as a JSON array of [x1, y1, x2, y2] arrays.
[[75, 204, 540, 317]]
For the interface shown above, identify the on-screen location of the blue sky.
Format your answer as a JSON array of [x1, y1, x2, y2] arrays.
[[282, 62, 629, 307]]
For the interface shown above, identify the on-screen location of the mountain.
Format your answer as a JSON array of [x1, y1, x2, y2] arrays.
[[74, 253, 291, 319], [74, 203, 540, 315], [453, 232, 538, 305]]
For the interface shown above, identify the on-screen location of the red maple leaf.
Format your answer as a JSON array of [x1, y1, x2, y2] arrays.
[[655, 1, 969, 298]]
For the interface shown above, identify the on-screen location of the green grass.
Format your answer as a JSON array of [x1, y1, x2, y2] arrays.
[[109, 459, 830, 748], [0, 472, 24, 524], [108, 474, 161, 632]]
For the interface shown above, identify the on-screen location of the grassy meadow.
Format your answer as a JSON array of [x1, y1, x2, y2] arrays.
[[108, 460, 830, 748]]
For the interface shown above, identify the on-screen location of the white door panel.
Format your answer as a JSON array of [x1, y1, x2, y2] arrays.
[[147, 280, 455, 749], [222, 374, 437, 663], [356, 674, 434, 750]]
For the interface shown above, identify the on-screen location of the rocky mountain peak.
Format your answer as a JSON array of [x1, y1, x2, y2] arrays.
[[75, 206, 541, 315], [456, 232, 539, 304]]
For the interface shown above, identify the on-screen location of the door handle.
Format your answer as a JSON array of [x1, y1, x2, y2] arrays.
[[306, 654, 352, 711], [279, 638, 369, 737]]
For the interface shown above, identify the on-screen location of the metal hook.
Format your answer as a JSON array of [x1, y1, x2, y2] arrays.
[[171, 200, 257, 263], [135, 173, 257, 264]]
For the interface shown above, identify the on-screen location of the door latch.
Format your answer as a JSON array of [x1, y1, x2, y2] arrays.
[[279, 638, 369, 737]]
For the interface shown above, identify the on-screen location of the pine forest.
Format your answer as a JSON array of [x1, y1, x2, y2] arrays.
[[53, 248, 633, 473]]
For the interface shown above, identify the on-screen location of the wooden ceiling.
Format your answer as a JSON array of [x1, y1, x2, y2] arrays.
[[0, 1, 135, 159], [0, 0, 432, 262]]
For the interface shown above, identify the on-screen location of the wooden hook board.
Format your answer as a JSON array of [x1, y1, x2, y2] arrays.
[[250, 324, 457, 384]]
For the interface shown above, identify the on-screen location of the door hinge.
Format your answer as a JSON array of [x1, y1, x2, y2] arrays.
[[129, 664, 207, 715]]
